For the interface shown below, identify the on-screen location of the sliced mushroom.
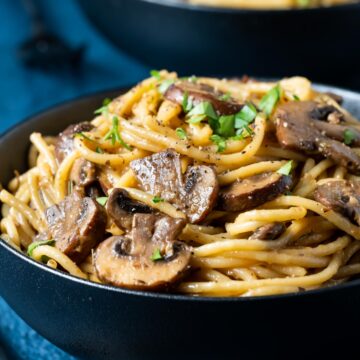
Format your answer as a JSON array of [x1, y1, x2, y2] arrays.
[[130, 149, 219, 223], [324, 92, 343, 105], [55, 122, 93, 163], [70, 158, 97, 188], [218, 172, 292, 212], [46, 192, 107, 263], [164, 81, 243, 116], [313, 121, 360, 146], [184, 165, 219, 223], [314, 180, 360, 226], [274, 101, 360, 174], [94, 214, 190, 290], [106, 188, 153, 230], [309, 104, 343, 122], [248, 223, 286, 241], [130, 149, 184, 207]]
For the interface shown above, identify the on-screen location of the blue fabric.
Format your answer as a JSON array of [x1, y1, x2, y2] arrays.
[[0, 0, 149, 358]]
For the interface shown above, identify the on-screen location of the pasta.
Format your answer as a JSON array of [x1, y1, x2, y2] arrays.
[[2, 70, 360, 298], [187, 0, 357, 9]]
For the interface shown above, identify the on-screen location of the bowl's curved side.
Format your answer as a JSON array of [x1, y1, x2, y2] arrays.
[[76, 0, 360, 87], [1, 85, 360, 358]]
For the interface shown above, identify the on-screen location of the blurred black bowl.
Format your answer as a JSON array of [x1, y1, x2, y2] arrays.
[[77, 0, 360, 88]]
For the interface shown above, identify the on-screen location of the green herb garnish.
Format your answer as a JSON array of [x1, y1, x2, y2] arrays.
[[158, 79, 175, 94], [150, 70, 161, 80], [75, 132, 95, 142], [219, 92, 231, 101], [217, 115, 236, 138], [27, 240, 55, 258], [96, 146, 104, 154], [236, 102, 257, 124], [150, 248, 163, 262], [104, 116, 132, 150], [94, 98, 111, 115], [96, 197, 109, 206], [259, 84, 281, 116], [188, 75, 197, 83], [293, 94, 300, 101], [210, 134, 227, 153], [182, 91, 193, 112], [344, 129, 357, 145], [175, 128, 187, 140], [277, 160, 293, 176], [152, 196, 165, 204], [187, 114, 207, 124], [187, 101, 217, 120]]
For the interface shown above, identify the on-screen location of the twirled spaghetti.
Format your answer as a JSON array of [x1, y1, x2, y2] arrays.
[[2, 70, 360, 297]]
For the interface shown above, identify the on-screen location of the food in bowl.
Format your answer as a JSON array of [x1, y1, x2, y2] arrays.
[[2, 70, 360, 297], [187, 0, 357, 8]]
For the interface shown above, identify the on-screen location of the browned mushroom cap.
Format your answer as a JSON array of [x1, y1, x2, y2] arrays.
[[70, 158, 97, 188], [313, 121, 360, 146], [94, 214, 191, 290], [184, 165, 219, 223], [314, 180, 360, 226], [248, 223, 286, 241], [218, 172, 292, 212], [46, 192, 107, 263], [55, 122, 93, 163], [164, 81, 243, 116], [130, 149, 184, 206], [274, 101, 360, 174], [106, 188, 153, 230], [130, 149, 219, 223], [323, 92, 343, 105]]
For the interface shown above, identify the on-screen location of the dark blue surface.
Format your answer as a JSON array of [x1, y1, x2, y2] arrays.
[[0, 0, 148, 358]]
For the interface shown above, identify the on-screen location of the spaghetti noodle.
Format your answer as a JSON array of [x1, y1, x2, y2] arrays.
[[2, 70, 360, 297]]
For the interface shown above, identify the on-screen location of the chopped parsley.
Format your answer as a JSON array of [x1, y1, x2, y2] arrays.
[[96, 146, 104, 154], [293, 94, 300, 101], [227, 102, 257, 138], [96, 197, 108, 206], [152, 196, 165, 204], [94, 98, 111, 115], [259, 84, 281, 116], [75, 132, 95, 142], [182, 91, 193, 112], [188, 75, 197, 83], [104, 116, 132, 150], [344, 129, 356, 145], [187, 101, 217, 121], [158, 79, 175, 94], [150, 70, 161, 80], [27, 239, 55, 258], [277, 160, 293, 176], [217, 115, 236, 138], [219, 92, 231, 101], [175, 127, 187, 140], [150, 248, 163, 262], [210, 134, 227, 153], [181, 75, 198, 83]]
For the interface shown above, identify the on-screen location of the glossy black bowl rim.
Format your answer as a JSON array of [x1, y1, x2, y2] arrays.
[[1, 84, 360, 303], [138, 0, 360, 13]]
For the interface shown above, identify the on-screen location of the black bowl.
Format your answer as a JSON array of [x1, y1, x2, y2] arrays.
[[76, 0, 360, 88], [1, 85, 360, 360]]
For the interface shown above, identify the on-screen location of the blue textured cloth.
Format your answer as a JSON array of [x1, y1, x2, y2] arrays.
[[0, 0, 148, 358]]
